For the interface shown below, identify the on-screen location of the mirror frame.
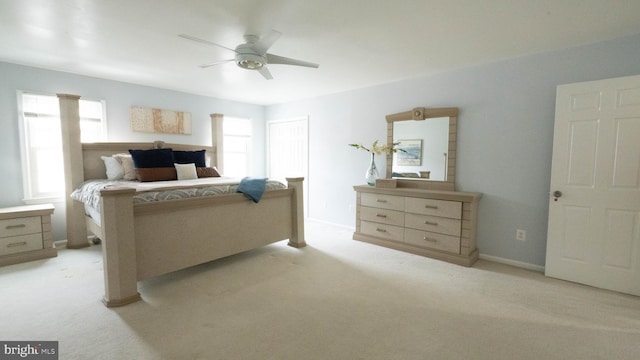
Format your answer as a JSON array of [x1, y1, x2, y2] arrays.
[[386, 107, 458, 191]]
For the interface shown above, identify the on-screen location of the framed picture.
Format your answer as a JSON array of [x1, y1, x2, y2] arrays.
[[396, 139, 422, 166], [130, 106, 192, 134]]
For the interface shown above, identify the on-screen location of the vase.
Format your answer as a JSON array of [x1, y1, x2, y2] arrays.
[[365, 153, 379, 186]]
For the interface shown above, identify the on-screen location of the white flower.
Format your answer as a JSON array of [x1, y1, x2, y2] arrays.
[[348, 140, 403, 155]]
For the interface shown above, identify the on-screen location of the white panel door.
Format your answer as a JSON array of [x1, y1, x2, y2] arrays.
[[267, 117, 309, 214], [546, 74, 640, 296], [267, 117, 308, 180]]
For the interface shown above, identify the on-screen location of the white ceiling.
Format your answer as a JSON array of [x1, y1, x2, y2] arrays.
[[2, 0, 640, 105]]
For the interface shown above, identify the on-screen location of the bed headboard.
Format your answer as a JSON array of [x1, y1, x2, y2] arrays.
[[58, 94, 223, 186], [81, 141, 217, 180]]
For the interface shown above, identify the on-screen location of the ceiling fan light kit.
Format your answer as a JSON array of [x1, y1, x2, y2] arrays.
[[236, 54, 265, 70], [180, 30, 318, 79]]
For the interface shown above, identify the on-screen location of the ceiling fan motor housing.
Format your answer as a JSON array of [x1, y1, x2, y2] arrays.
[[234, 43, 266, 70]]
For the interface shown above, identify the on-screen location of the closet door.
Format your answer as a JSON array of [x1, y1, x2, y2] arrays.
[[267, 116, 309, 214], [545, 74, 640, 296]]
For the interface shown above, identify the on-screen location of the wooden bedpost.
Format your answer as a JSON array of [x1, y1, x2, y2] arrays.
[[210, 113, 224, 173], [57, 94, 89, 249], [286, 177, 306, 248], [100, 187, 142, 307]]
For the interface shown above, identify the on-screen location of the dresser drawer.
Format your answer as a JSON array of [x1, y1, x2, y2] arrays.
[[360, 221, 404, 242], [404, 228, 460, 253], [0, 216, 42, 238], [361, 193, 404, 211], [0, 233, 43, 256], [405, 198, 462, 219], [405, 213, 461, 236], [360, 206, 404, 226]]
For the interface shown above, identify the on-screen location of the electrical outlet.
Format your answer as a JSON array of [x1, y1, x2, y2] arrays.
[[516, 229, 526, 241]]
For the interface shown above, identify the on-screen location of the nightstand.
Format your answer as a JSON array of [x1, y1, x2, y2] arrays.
[[0, 204, 57, 266]]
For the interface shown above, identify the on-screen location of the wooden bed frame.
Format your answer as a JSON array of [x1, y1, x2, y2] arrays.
[[58, 94, 305, 307]]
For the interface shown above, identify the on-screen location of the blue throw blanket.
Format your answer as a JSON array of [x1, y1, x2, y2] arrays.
[[237, 177, 267, 203]]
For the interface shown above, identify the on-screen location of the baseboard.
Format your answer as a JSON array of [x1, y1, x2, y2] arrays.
[[54, 239, 68, 249], [307, 219, 546, 272], [479, 253, 545, 273], [54, 235, 99, 249], [306, 217, 355, 231]]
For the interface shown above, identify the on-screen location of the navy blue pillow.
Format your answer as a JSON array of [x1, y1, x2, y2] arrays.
[[129, 148, 175, 168], [173, 150, 206, 167]]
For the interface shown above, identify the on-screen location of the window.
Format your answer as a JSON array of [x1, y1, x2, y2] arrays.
[[18, 92, 106, 202], [222, 117, 252, 177]]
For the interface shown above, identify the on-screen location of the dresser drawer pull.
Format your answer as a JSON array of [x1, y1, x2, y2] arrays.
[[423, 237, 437, 243], [6, 224, 27, 230], [376, 228, 387, 233], [7, 241, 28, 248], [424, 221, 439, 226], [424, 205, 438, 209], [376, 199, 388, 203], [375, 213, 387, 218]]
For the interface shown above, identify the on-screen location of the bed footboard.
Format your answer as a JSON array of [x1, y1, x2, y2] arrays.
[[99, 177, 305, 307]]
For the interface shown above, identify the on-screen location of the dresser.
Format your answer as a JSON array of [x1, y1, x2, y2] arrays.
[[353, 185, 481, 266], [0, 204, 57, 267]]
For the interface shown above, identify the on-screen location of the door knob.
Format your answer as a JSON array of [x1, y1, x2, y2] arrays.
[[553, 190, 562, 198]]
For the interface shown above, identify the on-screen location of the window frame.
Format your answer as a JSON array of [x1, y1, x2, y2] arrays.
[[222, 116, 253, 177], [17, 91, 107, 204]]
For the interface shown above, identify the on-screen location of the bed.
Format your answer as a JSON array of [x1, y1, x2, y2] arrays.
[[58, 94, 305, 307]]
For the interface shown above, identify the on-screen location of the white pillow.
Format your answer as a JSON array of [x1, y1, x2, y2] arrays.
[[174, 163, 198, 180], [101, 156, 124, 180], [113, 154, 137, 181]]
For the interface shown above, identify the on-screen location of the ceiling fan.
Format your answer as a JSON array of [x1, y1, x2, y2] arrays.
[[179, 30, 319, 80]]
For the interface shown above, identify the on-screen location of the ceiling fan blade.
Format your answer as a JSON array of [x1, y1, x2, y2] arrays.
[[258, 66, 273, 80], [266, 53, 319, 68], [178, 34, 237, 53], [199, 59, 234, 68], [254, 30, 282, 54]]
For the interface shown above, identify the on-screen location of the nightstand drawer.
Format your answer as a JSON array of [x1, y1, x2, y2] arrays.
[[360, 206, 404, 226], [360, 221, 404, 241], [361, 193, 404, 211], [0, 216, 42, 238], [404, 228, 460, 253], [0, 233, 43, 256], [405, 198, 462, 219], [405, 213, 461, 236]]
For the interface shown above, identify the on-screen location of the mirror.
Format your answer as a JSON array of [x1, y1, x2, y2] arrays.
[[385, 107, 458, 190], [392, 117, 449, 181]]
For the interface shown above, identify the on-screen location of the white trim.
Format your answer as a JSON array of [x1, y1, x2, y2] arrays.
[[96, 99, 109, 141], [53, 239, 68, 249], [222, 116, 252, 177], [17, 91, 107, 201], [307, 217, 353, 230], [16, 90, 31, 200], [54, 234, 100, 249], [479, 253, 545, 273]]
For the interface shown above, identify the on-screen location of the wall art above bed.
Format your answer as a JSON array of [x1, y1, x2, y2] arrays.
[[130, 106, 192, 134]]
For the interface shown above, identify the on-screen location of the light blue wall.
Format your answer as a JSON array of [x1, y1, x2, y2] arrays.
[[3, 33, 640, 267], [266, 33, 640, 267], [0, 62, 265, 241]]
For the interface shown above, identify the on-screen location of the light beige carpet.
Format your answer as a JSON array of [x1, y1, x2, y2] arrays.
[[1, 221, 639, 360]]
